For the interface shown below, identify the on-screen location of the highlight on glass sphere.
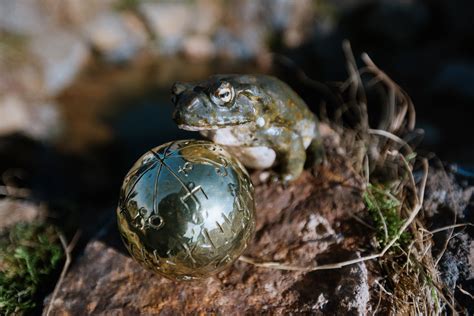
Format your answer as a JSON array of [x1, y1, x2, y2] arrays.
[[116, 140, 255, 281]]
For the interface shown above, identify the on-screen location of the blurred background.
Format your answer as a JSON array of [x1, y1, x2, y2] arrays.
[[0, 0, 473, 249], [2, 1, 474, 313]]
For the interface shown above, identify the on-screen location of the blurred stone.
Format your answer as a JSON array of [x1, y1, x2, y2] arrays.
[[214, 26, 267, 60], [216, 0, 268, 59], [0, 0, 50, 35], [83, 12, 147, 62], [194, 0, 221, 34], [0, 199, 43, 231], [29, 29, 89, 95], [0, 95, 31, 136], [139, 2, 193, 54], [41, 0, 116, 26], [265, 0, 315, 48], [0, 94, 61, 140], [0, 61, 44, 101], [0, 1, 91, 99], [182, 35, 215, 60], [0, 0, 116, 33]]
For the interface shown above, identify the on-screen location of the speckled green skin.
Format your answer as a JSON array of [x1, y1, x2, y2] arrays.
[[171, 74, 322, 182]]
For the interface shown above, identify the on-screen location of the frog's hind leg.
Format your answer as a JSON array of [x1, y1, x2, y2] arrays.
[[277, 138, 306, 184], [305, 138, 325, 168], [259, 127, 306, 183]]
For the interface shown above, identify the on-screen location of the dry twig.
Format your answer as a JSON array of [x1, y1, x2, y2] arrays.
[[46, 230, 81, 316], [240, 158, 428, 272]]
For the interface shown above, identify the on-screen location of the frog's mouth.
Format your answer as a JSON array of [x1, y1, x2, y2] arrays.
[[178, 120, 251, 131], [178, 124, 219, 131]]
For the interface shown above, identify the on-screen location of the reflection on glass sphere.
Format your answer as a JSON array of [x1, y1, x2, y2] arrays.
[[117, 140, 255, 281]]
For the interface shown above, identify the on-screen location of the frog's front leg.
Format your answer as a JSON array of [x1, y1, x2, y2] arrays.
[[306, 137, 325, 167], [257, 126, 306, 183]]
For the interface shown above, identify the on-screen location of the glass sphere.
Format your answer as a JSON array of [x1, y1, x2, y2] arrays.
[[117, 140, 255, 281]]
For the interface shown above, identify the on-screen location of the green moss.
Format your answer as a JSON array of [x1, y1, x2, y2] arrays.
[[363, 183, 411, 248], [0, 222, 63, 315], [114, 0, 141, 11], [0, 32, 29, 64], [314, 0, 341, 21]]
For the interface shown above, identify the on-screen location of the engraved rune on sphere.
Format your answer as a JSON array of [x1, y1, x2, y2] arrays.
[[180, 183, 209, 213], [178, 162, 193, 176]]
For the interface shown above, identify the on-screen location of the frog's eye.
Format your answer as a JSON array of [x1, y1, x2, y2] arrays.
[[211, 82, 234, 106]]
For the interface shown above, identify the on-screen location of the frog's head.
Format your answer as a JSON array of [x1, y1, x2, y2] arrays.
[[171, 76, 259, 131]]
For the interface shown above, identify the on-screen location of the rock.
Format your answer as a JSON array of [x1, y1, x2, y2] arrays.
[[29, 29, 89, 95], [0, 94, 61, 140], [83, 12, 147, 63], [266, 0, 316, 48], [0, 1, 91, 107], [0, 61, 44, 100], [0, 0, 50, 35], [214, 0, 268, 59], [139, 2, 193, 54], [438, 233, 473, 290], [182, 35, 215, 60], [290, 249, 370, 314], [0, 95, 32, 136], [194, 0, 222, 35], [424, 167, 474, 313], [41, 0, 116, 26], [44, 150, 372, 314], [214, 26, 268, 60], [0, 199, 44, 231], [437, 230, 474, 314], [0, 0, 117, 33], [424, 167, 474, 220], [138, 0, 221, 57]]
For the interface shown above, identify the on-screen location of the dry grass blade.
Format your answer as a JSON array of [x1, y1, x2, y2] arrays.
[[361, 53, 416, 133], [457, 286, 474, 300], [45, 230, 81, 316], [368, 129, 413, 155], [424, 223, 473, 235], [239, 158, 429, 272], [342, 40, 369, 130]]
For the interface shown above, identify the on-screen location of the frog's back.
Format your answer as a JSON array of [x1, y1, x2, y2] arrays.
[[233, 74, 313, 119], [248, 74, 317, 146]]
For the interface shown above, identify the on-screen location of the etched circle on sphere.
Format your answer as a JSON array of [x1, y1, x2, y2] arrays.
[[117, 140, 256, 280]]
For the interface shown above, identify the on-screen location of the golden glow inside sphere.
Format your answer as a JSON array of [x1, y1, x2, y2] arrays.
[[117, 140, 255, 281]]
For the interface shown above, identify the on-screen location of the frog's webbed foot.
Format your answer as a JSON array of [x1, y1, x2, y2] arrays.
[[259, 127, 306, 184], [257, 170, 291, 188], [278, 143, 306, 184], [264, 172, 290, 188]]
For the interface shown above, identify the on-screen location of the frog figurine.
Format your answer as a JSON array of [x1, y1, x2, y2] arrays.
[[171, 74, 323, 183]]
